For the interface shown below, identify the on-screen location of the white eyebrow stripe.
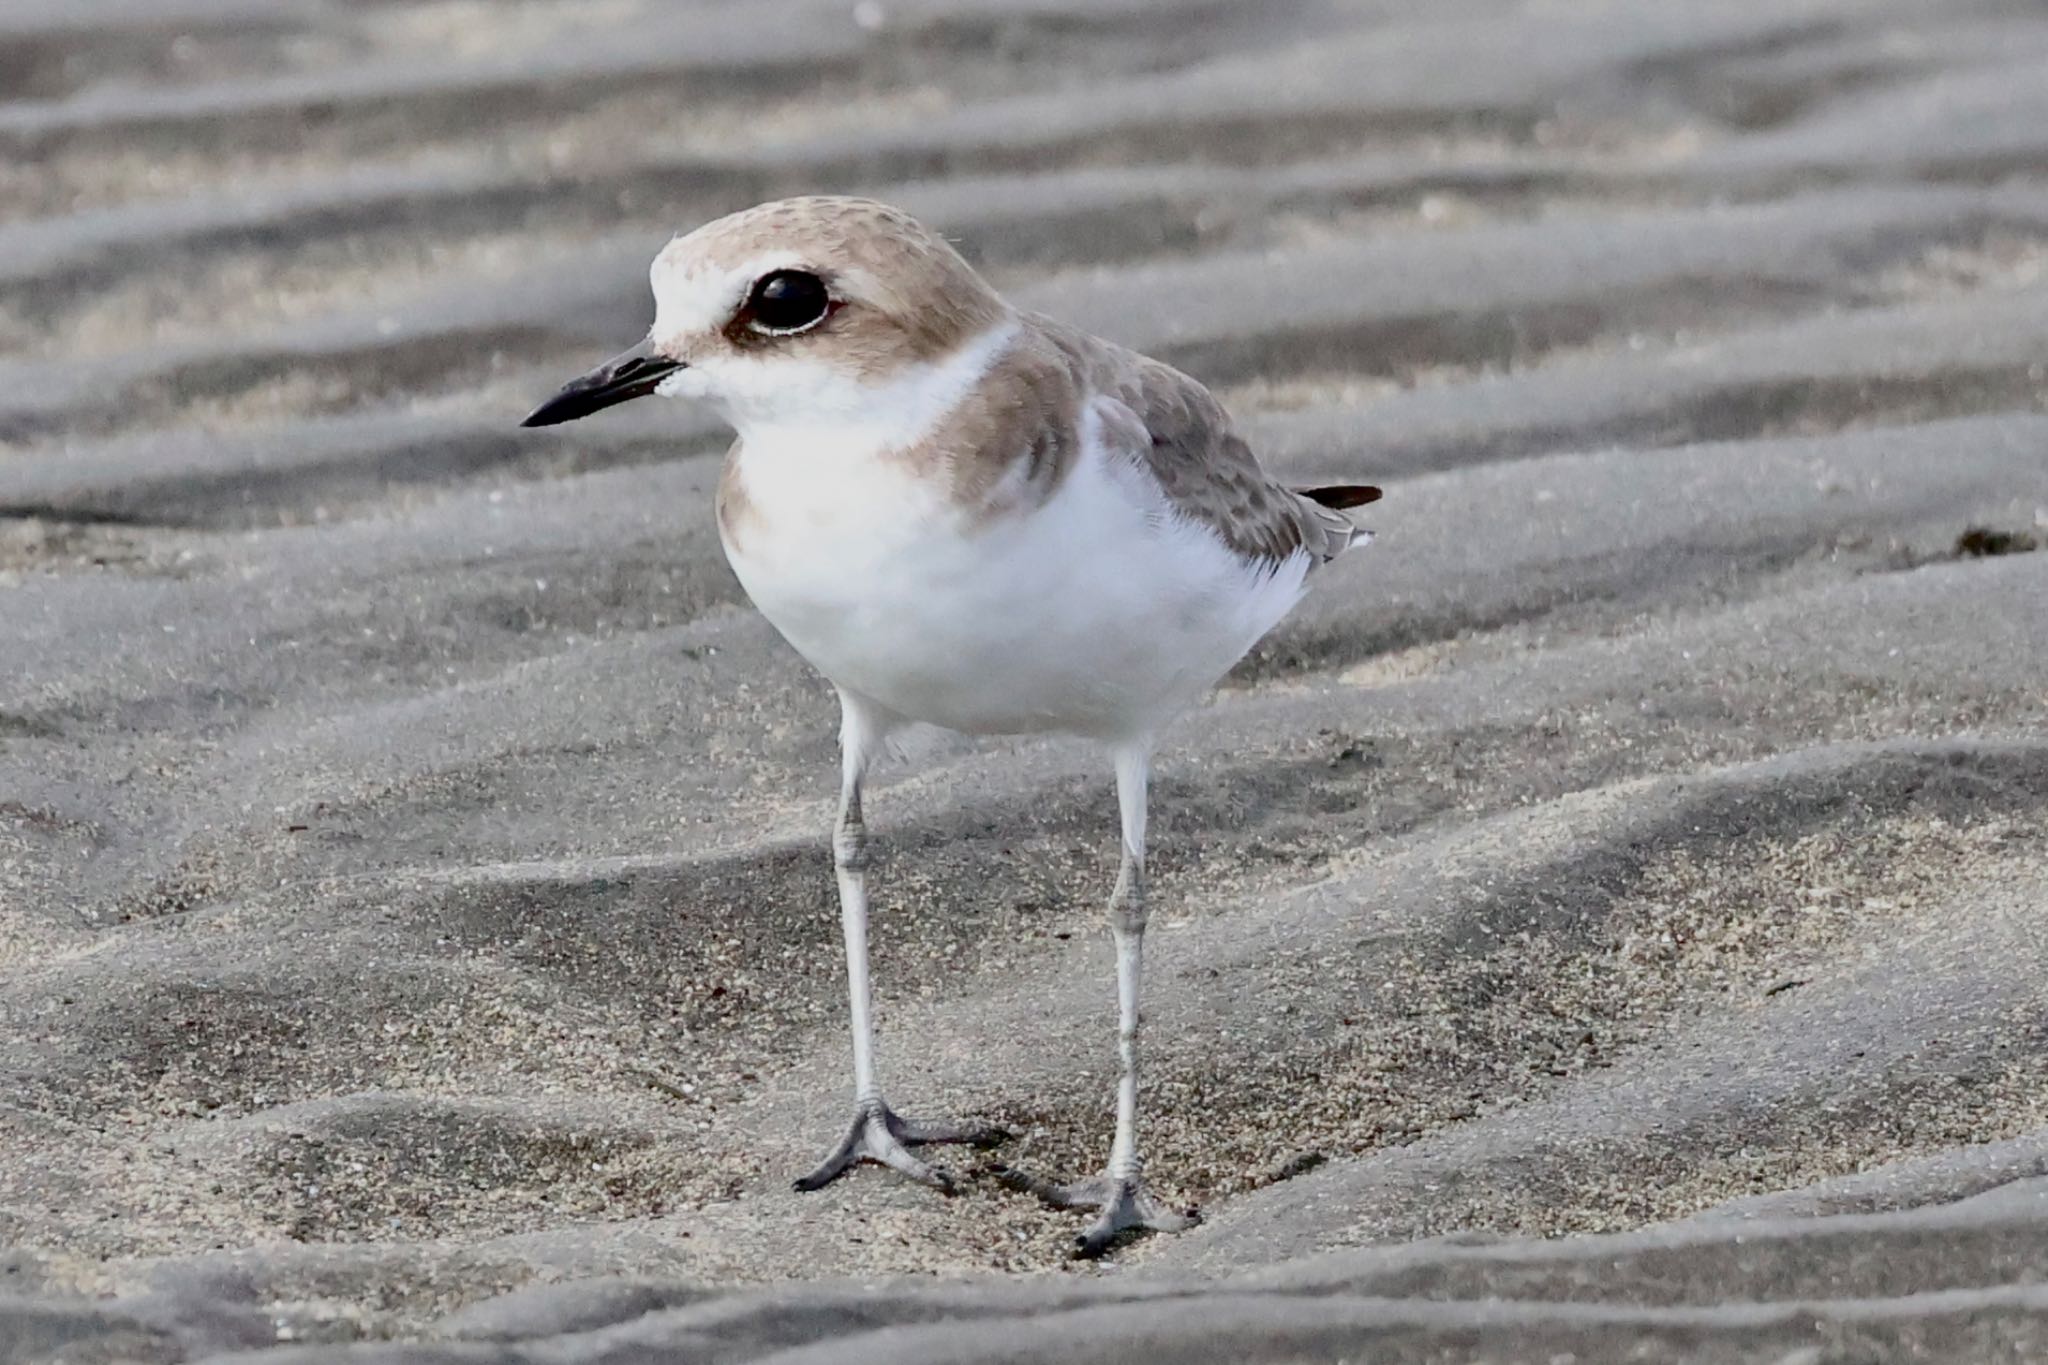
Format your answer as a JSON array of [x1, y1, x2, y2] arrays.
[[650, 249, 812, 339]]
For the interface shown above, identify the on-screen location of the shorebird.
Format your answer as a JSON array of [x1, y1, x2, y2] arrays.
[[522, 197, 1379, 1256]]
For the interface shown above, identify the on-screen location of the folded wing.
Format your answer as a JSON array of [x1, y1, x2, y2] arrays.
[[1040, 316, 1379, 566]]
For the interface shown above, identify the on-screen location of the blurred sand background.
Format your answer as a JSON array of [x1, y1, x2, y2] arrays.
[[4, 0, 2048, 1359]]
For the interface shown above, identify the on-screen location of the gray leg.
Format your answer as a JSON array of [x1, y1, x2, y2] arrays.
[[1002, 745, 1199, 1255], [794, 692, 1005, 1195]]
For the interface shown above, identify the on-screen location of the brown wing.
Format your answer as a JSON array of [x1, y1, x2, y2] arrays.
[[1035, 315, 1364, 564]]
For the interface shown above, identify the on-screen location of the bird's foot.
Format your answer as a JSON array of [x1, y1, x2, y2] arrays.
[[999, 1167, 1200, 1258], [793, 1098, 1006, 1195]]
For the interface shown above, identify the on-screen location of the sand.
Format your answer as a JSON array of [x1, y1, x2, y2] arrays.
[[4, 0, 2048, 1359]]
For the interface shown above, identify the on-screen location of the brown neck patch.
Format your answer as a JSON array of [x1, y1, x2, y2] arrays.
[[715, 440, 759, 552], [884, 323, 1085, 521]]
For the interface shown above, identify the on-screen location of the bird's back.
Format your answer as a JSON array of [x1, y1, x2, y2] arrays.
[[1026, 315, 1373, 567]]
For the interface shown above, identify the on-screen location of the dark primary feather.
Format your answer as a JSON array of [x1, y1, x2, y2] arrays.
[[1299, 484, 1383, 509]]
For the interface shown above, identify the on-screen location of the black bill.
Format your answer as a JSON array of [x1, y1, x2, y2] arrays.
[[519, 337, 684, 428]]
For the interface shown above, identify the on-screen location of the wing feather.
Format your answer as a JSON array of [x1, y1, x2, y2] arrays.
[[1032, 314, 1373, 565]]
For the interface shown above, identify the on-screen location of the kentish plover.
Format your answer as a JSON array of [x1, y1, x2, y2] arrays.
[[523, 196, 1380, 1256]]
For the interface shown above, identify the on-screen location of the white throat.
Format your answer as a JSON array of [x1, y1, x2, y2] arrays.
[[659, 316, 1022, 451]]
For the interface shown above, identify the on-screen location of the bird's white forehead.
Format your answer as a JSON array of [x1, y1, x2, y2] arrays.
[[649, 247, 809, 342]]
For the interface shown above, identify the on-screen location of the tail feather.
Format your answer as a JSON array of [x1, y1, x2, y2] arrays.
[[1299, 483, 1382, 509], [1294, 483, 1382, 560]]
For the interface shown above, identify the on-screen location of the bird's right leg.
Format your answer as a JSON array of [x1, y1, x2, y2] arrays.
[[999, 744, 1199, 1253], [793, 691, 1005, 1196]]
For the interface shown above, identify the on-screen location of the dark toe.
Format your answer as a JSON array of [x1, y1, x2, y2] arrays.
[[1071, 1228, 1120, 1260]]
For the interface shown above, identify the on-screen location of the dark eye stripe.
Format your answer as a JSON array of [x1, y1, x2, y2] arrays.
[[747, 269, 831, 334]]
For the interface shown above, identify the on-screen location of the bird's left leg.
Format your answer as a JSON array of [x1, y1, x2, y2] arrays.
[[1002, 744, 1199, 1256], [793, 689, 1006, 1196]]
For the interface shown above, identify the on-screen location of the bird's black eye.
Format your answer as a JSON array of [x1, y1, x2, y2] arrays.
[[747, 269, 831, 334]]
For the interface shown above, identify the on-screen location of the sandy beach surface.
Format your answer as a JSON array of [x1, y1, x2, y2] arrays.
[[5, 0, 2048, 1359]]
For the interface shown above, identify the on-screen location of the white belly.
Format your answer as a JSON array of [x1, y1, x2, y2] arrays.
[[722, 437, 1309, 740]]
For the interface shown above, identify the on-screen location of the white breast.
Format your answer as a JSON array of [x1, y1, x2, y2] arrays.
[[721, 406, 1310, 743]]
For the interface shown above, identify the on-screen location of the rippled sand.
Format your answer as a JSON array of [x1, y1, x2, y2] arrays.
[[5, 0, 2048, 1358]]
